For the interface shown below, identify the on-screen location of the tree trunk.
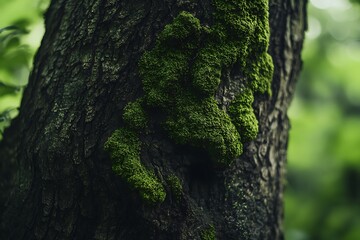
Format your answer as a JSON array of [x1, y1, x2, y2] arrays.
[[0, 0, 307, 239]]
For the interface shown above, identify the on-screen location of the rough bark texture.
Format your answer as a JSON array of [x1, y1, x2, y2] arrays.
[[0, 0, 307, 239]]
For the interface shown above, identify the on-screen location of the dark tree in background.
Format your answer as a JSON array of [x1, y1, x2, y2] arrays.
[[0, 0, 306, 239]]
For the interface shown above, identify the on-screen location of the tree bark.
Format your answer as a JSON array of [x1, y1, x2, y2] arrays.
[[0, 0, 307, 239]]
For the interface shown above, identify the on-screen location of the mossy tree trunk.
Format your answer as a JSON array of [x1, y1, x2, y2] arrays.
[[0, 0, 307, 239]]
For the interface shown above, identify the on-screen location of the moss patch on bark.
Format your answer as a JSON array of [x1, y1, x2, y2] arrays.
[[104, 0, 273, 203], [104, 129, 166, 204]]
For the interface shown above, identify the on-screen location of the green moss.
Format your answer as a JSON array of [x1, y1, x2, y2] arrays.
[[228, 89, 258, 142], [166, 174, 183, 200], [140, 48, 191, 108], [201, 225, 216, 240], [166, 96, 242, 166], [104, 128, 166, 204], [123, 98, 148, 130], [191, 46, 222, 95], [247, 52, 274, 94], [158, 11, 202, 47], [191, 42, 240, 95], [105, 1, 273, 201], [135, 1, 272, 166]]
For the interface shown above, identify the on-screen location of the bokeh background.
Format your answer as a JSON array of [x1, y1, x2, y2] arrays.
[[0, 0, 359, 239], [285, 0, 360, 239], [0, 0, 48, 135]]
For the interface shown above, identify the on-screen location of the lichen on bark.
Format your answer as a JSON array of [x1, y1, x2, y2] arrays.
[[104, 0, 273, 203]]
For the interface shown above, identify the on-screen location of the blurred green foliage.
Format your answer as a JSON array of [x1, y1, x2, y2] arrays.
[[350, 0, 360, 5], [285, 0, 360, 239], [0, 0, 48, 138]]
